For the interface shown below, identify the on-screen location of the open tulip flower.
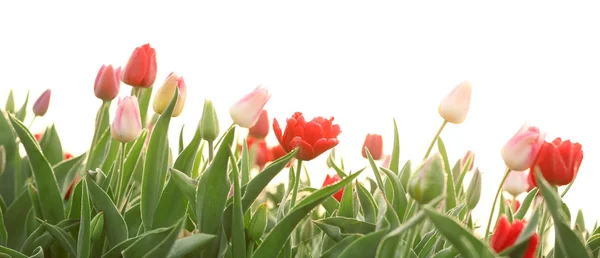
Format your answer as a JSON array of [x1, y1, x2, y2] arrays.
[[529, 137, 583, 187]]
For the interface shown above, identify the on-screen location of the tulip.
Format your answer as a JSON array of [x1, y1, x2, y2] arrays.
[[361, 134, 383, 160], [490, 216, 538, 258], [64, 175, 80, 200], [270, 145, 293, 167], [461, 150, 475, 171], [501, 123, 546, 171], [438, 80, 472, 124], [503, 171, 529, 197], [64, 152, 73, 160], [230, 85, 271, 128], [381, 155, 391, 169], [153, 72, 187, 117], [248, 109, 270, 139], [239, 137, 272, 170], [121, 43, 157, 88], [111, 96, 142, 143], [200, 100, 219, 142], [34, 133, 42, 141], [94, 65, 121, 101], [408, 153, 445, 204], [528, 138, 583, 187], [321, 174, 344, 202], [32, 89, 51, 117], [273, 112, 341, 161], [466, 168, 482, 210]]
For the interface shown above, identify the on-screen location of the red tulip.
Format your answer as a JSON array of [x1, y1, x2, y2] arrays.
[[239, 137, 272, 170], [34, 133, 42, 141], [270, 145, 293, 167], [361, 134, 383, 160], [64, 175, 80, 200], [528, 138, 583, 187], [64, 152, 73, 160], [504, 199, 521, 211], [121, 43, 157, 88], [248, 109, 269, 139], [321, 174, 344, 202], [94, 64, 121, 101], [273, 112, 341, 161], [491, 216, 538, 258]]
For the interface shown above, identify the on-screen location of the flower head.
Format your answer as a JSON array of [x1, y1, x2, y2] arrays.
[[491, 216, 538, 258], [501, 123, 546, 171], [33, 89, 51, 117], [361, 134, 383, 160], [248, 109, 270, 139], [121, 43, 157, 88], [94, 65, 121, 101], [153, 72, 187, 117], [528, 138, 583, 187], [438, 80, 472, 124], [321, 174, 344, 202], [230, 85, 271, 128], [111, 96, 142, 143]]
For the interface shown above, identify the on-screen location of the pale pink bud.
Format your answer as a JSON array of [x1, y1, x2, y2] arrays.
[[111, 96, 142, 143], [381, 155, 391, 168], [501, 123, 546, 171], [32, 89, 51, 116], [503, 170, 530, 197], [438, 80, 472, 124], [229, 85, 271, 128], [461, 151, 475, 171], [94, 65, 121, 101]]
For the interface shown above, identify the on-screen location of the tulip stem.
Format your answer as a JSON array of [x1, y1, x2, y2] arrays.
[[28, 116, 37, 128], [403, 204, 421, 258], [484, 167, 511, 241], [289, 159, 303, 209], [560, 180, 575, 198], [116, 142, 126, 205], [208, 141, 214, 162], [423, 120, 448, 160]]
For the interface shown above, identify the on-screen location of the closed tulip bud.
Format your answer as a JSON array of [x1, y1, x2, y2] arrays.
[[153, 72, 187, 117], [32, 89, 51, 117], [466, 168, 482, 210], [0, 145, 5, 176], [361, 134, 383, 160], [503, 170, 529, 197], [121, 43, 157, 88], [200, 99, 219, 142], [381, 155, 391, 169], [247, 203, 268, 241], [111, 96, 142, 143], [408, 153, 445, 204], [229, 85, 271, 128], [501, 123, 546, 171], [438, 80, 472, 124], [461, 150, 475, 171], [94, 65, 121, 101], [248, 109, 269, 139]]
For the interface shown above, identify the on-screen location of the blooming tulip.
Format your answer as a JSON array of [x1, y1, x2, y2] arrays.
[[230, 85, 271, 128], [111, 96, 142, 143], [528, 138, 583, 187], [248, 109, 269, 139], [273, 112, 341, 161], [321, 174, 344, 202], [121, 43, 157, 88], [408, 153, 445, 204], [33, 89, 51, 116], [438, 80, 472, 124], [94, 65, 121, 101], [501, 123, 546, 171], [153, 72, 187, 117], [361, 134, 383, 160], [503, 171, 529, 197], [491, 216, 538, 258]]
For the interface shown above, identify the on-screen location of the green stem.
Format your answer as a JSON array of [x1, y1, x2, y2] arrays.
[[403, 205, 421, 258], [208, 141, 214, 162], [536, 203, 548, 257], [560, 180, 575, 198], [27, 116, 37, 128], [484, 167, 511, 241], [423, 120, 448, 160], [246, 242, 254, 257], [289, 159, 303, 209], [116, 143, 126, 206]]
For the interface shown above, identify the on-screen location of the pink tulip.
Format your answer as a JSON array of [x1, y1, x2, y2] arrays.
[[503, 170, 530, 197], [438, 80, 472, 124], [461, 150, 475, 171], [229, 85, 271, 128], [111, 96, 142, 143], [381, 155, 391, 168], [94, 65, 121, 101], [32, 89, 51, 116], [501, 123, 546, 171]]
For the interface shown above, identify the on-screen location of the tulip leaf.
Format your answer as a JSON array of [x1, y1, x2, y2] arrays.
[[5, 90, 15, 113], [338, 178, 355, 218], [85, 176, 128, 247], [101, 235, 143, 258], [167, 233, 217, 258], [314, 217, 376, 235], [141, 87, 178, 229], [398, 160, 412, 195], [318, 234, 361, 258], [356, 182, 377, 224], [0, 110, 18, 205], [514, 188, 538, 220], [53, 152, 85, 198], [9, 114, 65, 224], [124, 204, 142, 238], [168, 168, 197, 205], [137, 86, 154, 128], [15, 89, 29, 122], [381, 167, 408, 222], [0, 245, 33, 258], [336, 229, 388, 258], [0, 208, 7, 246], [228, 149, 246, 258], [86, 126, 111, 171], [117, 129, 148, 202], [121, 219, 182, 258], [21, 219, 79, 255], [77, 180, 91, 258], [436, 137, 456, 211], [87, 100, 111, 168], [389, 118, 401, 174], [40, 219, 77, 257], [251, 170, 363, 258], [38, 124, 63, 166]]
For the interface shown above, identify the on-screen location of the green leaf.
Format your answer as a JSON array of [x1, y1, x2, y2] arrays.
[[380, 167, 408, 222], [21, 219, 79, 255], [101, 235, 142, 258], [124, 204, 142, 237], [586, 234, 600, 257], [338, 178, 355, 218], [117, 129, 148, 202], [178, 125, 185, 154], [0, 245, 32, 258], [535, 167, 593, 258], [40, 219, 77, 257], [121, 219, 182, 258], [252, 170, 364, 258], [38, 124, 63, 166], [8, 114, 64, 224], [167, 233, 217, 258], [0, 208, 7, 246], [318, 234, 361, 258], [436, 137, 456, 211], [241, 140, 251, 186], [0, 110, 18, 205], [168, 168, 197, 204], [514, 188, 539, 220], [85, 176, 128, 247], [314, 217, 376, 235], [5, 89, 15, 113], [337, 230, 388, 258], [356, 182, 377, 224], [77, 180, 91, 258], [26, 184, 43, 223], [15, 89, 29, 122], [389, 118, 401, 174], [422, 206, 496, 257], [86, 101, 111, 170], [228, 150, 247, 258], [141, 87, 178, 229], [398, 161, 412, 195], [100, 138, 120, 178]]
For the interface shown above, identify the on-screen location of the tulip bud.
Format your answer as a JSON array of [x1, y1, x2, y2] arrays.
[[121, 43, 157, 88], [381, 155, 391, 169], [501, 123, 546, 171], [461, 150, 475, 171], [503, 170, 529, 197], [111, 96, 142, 143], [153, 72, 187, 117], [247, 203, 268, 241], [438, 80, 472, 124], [0, 145, 6, 176], [248, 109, 269, 139], [361, 134, 383, 160], [466, 168, 482, 210], [90, 212, 105, 242], [94, 65, 121, 101], [200, 99, 219, 142], [32, 89, 51, 117], [408, 153, 445, 204], [229, 85, 271, 128]]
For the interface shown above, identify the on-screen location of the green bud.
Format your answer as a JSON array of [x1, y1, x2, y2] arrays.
[[408, 153, 445, 204], [247, 203, 268, 241], [0, 145, 5, 176], [200, 99, 219, 142], [466, 168, 482, 210], [90, 212, 105, 241]]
